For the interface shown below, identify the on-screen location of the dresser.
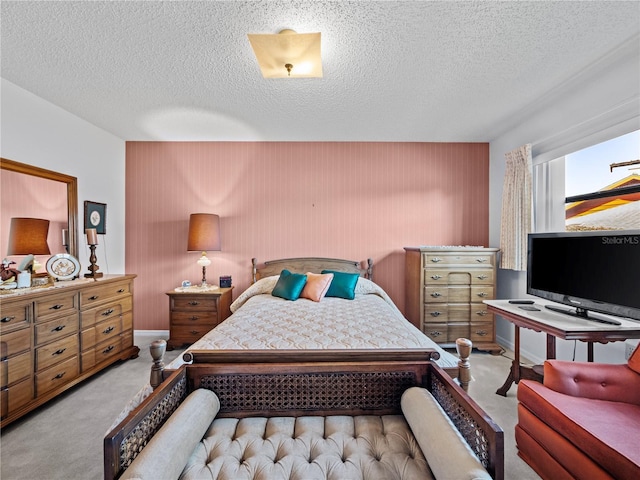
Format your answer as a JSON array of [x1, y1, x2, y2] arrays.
[[166, 287, 233, 350], [404, 247, 501, 353], [1, 274, 138, 427]]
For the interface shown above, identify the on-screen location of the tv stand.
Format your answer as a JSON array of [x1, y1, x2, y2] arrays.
[[544, 305, 622, 326]]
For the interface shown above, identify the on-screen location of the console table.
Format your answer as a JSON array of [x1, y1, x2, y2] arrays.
[[485, 299, 640, 396]]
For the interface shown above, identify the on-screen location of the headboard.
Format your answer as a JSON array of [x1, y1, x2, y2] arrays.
[[252, 257, 373, 283]]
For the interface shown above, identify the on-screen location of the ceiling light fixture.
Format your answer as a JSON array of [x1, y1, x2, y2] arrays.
[[248, 29, 322, 78]]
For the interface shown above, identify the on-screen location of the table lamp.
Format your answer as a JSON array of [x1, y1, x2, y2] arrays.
[[187, 213, 221, 287], [7, 217, 51, 273]]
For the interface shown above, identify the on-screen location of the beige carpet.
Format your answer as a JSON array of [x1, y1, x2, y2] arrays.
[[0, 334, 540, 479]]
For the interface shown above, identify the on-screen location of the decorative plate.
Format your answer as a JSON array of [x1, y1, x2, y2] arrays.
[[46, 254, 81, 281]]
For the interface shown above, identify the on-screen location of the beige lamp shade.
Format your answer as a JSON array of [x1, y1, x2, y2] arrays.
[[187, 214, 221, 252], [7, 217, 51, 255], [248, 29, 322, 78]]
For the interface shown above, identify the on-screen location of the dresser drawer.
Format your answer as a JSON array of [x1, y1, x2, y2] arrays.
[[471, 286, 494, 302], [81, 297, 131, 329], [1, 350, 32, 388], [35, 355, 79, 396], [0, 300, 30, 334], [471, 304, 493, 320], [80, 281, 132, 309], [447, 323, 470, 342], [93, 337, 122, 365], [423, 304, 449, 323], [35, 335, 78, 372], [1, 377, 34, 417], [35, 314, 78, 346], [422, 323, 448, 343], [424, 287, 448, 303], [171, 295, 218, 311], [0, 327, 31, 358], [470, 322, 495, 342], [34, 292, 78, 320], [81, 317, 122, 350], [470, 270, 495, 285], [423, 253, 495, 267]]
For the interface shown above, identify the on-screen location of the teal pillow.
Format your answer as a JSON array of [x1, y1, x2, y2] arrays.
[[321, 270, 359, 300], [272, 269, 307, 301]]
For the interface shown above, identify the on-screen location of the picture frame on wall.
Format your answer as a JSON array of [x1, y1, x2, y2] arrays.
[[84, 201, 107, 234]]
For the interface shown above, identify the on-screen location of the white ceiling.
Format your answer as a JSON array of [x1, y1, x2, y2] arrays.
[[2, 1, 639, 142]]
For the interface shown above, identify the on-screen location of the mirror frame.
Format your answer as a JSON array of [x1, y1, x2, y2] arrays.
[[1, 157, 78, 258]]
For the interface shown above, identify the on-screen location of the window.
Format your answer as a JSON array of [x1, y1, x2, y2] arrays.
[[564, 130, 639, 231]]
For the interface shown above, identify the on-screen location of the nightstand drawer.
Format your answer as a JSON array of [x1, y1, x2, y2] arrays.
[[171, 296, 218, 311], [170, 325, 209, 344], [170, 311, 218, 325]]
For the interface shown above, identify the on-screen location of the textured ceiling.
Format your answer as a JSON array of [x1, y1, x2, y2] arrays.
[[2, 1, 639, 142]]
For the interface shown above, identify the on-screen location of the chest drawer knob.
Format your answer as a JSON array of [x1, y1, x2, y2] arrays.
[[431, 257, 442, 263], [477, 274, 488, 280], [51, 325, 66, 332], [101, 308, 115, 317], [188, 301, 200, 306], [430, 292, 442, 298], [428, 330, 442, 337], [430, 311, 442, 317], [189, 316, 199, 321], [190, 330, 200, 335], [52, 348, 67, 356], [50, 304, 64, 310], [475, 329, 488, 336], [89, 295, 99, 300], [477, 292, 489, 298], [430, 274, 442, 280], [476, 310, 488, 316], [117, 289, 125, 293], [1, 316, 15, 323], [475, 258, 487, 263]]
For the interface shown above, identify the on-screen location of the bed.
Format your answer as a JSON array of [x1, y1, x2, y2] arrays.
[[157, 257, 470, 386]]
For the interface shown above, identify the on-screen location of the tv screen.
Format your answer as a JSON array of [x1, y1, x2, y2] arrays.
[[527, 230, 640, 320]]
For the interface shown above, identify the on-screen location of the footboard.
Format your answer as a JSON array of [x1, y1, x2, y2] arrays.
[[106, 357, 503, 480]]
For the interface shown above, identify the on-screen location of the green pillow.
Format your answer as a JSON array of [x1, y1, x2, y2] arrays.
[[321, 270, 359, 300], [272, 269, 307, 301]]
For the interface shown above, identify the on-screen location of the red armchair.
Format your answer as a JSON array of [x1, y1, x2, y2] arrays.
[[516, 346, 640, 480]]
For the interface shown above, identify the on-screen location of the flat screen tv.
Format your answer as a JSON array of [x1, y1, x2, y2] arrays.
[[527, 230, 640, 321]]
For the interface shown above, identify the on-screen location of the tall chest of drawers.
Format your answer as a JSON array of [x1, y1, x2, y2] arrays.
[[0, 274, 138, 427], [404, 247, 501, 353]]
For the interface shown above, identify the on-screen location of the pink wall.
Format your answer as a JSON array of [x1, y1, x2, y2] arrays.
[[126, 142, 490, 331]]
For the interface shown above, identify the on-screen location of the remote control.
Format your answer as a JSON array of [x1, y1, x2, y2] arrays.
[[519, 305, 541, 311], [509, 300, 535, 304]]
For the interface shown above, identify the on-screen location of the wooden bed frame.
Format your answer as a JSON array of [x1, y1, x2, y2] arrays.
[[106, 351, 503, 480], [150, 257, 472, 390]]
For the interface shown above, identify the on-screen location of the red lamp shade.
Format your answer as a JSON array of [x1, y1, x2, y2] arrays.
[[7, 217, 51, 255], [187, 214, 221, 252]]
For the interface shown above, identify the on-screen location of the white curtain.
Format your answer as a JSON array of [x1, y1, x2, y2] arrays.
[[500, 144, 532, 270]]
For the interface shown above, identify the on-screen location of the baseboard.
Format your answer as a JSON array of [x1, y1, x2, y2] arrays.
[[496, 333, 544, 365], [134, 330, 169, 340]]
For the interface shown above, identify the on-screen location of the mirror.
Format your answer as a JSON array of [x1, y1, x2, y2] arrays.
[[1, 158, 78, 260]]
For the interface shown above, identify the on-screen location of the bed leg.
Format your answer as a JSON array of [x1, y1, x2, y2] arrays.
[[456, 337, 472, 391], [150, 339, 167, 389]]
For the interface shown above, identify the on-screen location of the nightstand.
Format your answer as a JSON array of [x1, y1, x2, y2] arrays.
[[165, 287, 233, 350]]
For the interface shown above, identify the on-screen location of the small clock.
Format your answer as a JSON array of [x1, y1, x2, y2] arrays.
[[46, 254, 81, 281]]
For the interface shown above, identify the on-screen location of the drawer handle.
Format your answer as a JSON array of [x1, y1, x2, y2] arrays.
[[117, 289, 125, 293], [103, 345, 114, 354], [103, 326, 114, 334], [430, 311, 441, 317], [53, 372, 66, 380], [50, 304, 64, 310], [430, 292, 442, 297], [189, 316, 199, 321], [190, 330, 200, 335], [430, 274, 442, 280], [477, 292, 489, 297], [476, 258, 487, 263], [53, 348, 67, 356], [477, 274, 488, 280], [88, 295, 99, 300], [188, 301, 200, 306], [475, 330, 488, 336], [52, 325, 66, 332], [1, 316, 15, 323], [476, 310, 488, 316], [428, 331, 442, 337], [431, 257, 442, 263], [101, 308, 115, 316]]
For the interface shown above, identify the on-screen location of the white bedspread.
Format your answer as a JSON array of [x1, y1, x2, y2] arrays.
[[167, 276, 458, 370]]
